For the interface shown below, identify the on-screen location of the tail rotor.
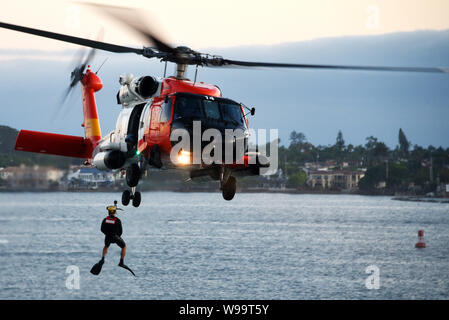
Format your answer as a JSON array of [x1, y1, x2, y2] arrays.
[[63, 47, 96, 103]]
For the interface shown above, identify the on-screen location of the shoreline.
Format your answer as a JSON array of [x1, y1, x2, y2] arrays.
[[0, 186, 365, 195], [392, 196, 449, 204], [1, 187, 448, 202]]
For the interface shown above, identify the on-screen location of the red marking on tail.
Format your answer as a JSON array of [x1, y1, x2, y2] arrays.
[[15, 130, 93, 159]]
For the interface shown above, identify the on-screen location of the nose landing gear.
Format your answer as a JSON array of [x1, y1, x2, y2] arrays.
[[222, 176, 236, 200], [122, 187, 141, 207], [219, 167, 236, 201]]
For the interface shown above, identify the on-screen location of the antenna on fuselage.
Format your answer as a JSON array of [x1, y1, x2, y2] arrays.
[[193, 64, 199, 84], [95, 57, 109, 74]]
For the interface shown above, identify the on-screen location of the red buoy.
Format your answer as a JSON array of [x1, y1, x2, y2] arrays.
[[415, 230, 426, 248]]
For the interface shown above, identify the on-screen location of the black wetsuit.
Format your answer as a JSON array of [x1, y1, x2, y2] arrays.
[[101, 215, 126, 248]]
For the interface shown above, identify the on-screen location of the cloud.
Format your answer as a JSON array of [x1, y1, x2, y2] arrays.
[[1, 30, 448, 148]]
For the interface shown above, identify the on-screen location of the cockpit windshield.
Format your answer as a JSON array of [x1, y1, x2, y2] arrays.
[[173, 94, 244, 126], [203, 100, 221, 120], [173, 96, 204, 119]]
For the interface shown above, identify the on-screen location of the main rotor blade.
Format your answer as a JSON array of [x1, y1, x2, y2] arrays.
[[0, 21, 143, 54], [82, 3, 176, 54], [222, 59, 449, 74]]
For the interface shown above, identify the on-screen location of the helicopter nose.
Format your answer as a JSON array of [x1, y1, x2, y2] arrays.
[[170, 123, 247, 164]]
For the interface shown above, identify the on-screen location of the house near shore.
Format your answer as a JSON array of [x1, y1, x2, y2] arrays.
[[307, 170, 365, 190], [66, 166, 115, 189], [436, 183, 449, 198]]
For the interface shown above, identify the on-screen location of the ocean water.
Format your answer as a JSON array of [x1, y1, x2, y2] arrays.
[[0, 192, 448, 300]]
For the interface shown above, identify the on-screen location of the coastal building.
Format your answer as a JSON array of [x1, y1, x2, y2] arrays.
[[303, 160, 362, 173], [307, 170, 365, 190], [376, 181, 387, 189], [66, 166, 115, 189], [436, 183, 449, 198], [0, 165, 64, 189]]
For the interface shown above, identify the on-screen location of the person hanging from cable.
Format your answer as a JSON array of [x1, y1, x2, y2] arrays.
[[91, 201, 135, 276]]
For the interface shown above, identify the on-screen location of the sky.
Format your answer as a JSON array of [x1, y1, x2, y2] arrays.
[[0, 0, 448, 148], [1, 0, 449, 50]]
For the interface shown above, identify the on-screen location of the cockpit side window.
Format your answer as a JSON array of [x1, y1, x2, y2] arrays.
[[220, 102, 244, 125], [160, 97, 172, 122]]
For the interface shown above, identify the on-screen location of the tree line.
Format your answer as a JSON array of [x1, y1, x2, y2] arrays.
[[2, 124, 448, 194], [278, 129, 449, 193]]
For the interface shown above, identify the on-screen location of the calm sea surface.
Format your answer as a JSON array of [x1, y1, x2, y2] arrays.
[[0, 192, 448, 299]]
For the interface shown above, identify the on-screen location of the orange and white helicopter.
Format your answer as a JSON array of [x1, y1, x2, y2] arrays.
[[1, 5, 447, 207]]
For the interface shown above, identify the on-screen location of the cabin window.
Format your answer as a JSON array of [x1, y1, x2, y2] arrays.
[[143, 102, 151, 130], [203, 100, 221, 120], [160, 97, 172, 122]]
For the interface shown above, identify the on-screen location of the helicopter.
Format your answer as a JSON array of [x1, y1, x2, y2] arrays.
[[1, 4, 447, 207]]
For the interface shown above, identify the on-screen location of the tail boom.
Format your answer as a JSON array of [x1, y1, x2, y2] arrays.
[[81, 68, 102, 146]]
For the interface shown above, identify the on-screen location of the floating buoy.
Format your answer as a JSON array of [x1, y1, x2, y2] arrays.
[[415, 230, 426, 248]]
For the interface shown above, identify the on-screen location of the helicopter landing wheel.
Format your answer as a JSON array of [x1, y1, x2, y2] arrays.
[[132, 191, 141, 208], [126, 163, 141, 187], [222, 176, 236, 201], [122, 190, 131, 206]]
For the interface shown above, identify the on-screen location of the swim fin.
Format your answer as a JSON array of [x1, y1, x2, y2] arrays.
[[90, 259, 104, 275], [118, 261, 136, 276]]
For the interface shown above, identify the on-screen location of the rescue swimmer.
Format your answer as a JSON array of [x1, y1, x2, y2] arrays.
[[90, 201, 135, 276]]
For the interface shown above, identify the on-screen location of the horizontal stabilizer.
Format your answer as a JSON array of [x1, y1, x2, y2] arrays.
[[15, 130, 92, 159]]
